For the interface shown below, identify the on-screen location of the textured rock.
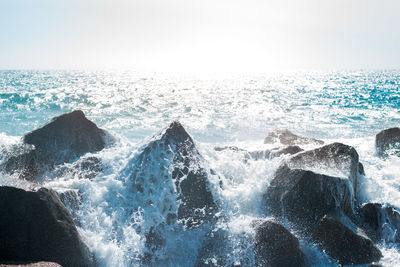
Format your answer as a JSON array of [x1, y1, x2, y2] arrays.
[[129, 121, 218, 228], [376, 127, 400, 157], [252, 220, 306, 267], [312, 213, 382, 266], [264, 165, 353, 228], [4, 110, 111, 181], [264, 129, 324, 146], [286, 142, 360, 198], [0, 186, 95, 267], [358, 203, 400, 243]]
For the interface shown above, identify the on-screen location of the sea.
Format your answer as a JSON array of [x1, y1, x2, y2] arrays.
[[0, 70, 400, 266]]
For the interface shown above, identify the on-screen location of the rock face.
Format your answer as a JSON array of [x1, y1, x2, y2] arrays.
[[252, 220, 306, 267], [4, 110, 110, 181], [312, 213, 382, 266], [264, 165, 353, 228], [358, 203, 400, 243], [0, 186, 95, 267], [376, 127, 400, 157], [129, 121, 218, 229], [286, 142, 360, 197], [264, 129, 324, 146]]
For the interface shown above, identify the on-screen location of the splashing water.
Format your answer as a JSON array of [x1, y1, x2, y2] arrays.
[[1, 70, 400, 266]]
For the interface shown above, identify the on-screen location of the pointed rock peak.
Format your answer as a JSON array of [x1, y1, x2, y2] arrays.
[[54, 109, 87, 122], [162, 121, 194, 145]]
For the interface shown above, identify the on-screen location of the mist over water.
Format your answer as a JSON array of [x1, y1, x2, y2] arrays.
[[1, 70, 400, 266]]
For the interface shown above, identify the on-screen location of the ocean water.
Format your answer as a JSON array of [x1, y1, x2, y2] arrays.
[[0, 70, 400, 266]]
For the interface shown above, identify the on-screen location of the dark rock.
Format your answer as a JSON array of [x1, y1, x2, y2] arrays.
[[252, 220, 306, 267], [24, 110, 107, 159], [312, 213, 382, 266], [264, 165, 353, 228], [57, 189, 82, 225], [376, 127, 400, 157], [359, 162, 365, 176], [4, 110, 111, 181], [0, 186, 95, 267], [129, 121, 218, 228], [286, 142, 360, 198], [195, 230, 228, 267], [358, 203, 400, 243], [264, 129, 324, 146]]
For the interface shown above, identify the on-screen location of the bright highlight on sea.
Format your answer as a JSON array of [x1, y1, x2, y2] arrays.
[[0, 70, 400, 266]]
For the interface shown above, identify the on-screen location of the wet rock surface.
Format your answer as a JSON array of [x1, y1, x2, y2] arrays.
[[286, 142, 360, 197], [3, 110, 111, 181], [252, 220, 306, 267], [376, 127, 400, 157], [129, 121, 218, 228], [264, 165, 353, 228], [264, 129, 324, 146], [0, 186, 95, 267], [358, 202, 400, 243], [312, 213, 382, 266]]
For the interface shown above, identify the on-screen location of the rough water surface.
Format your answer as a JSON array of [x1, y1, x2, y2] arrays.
[[1, 70, 400, 266]]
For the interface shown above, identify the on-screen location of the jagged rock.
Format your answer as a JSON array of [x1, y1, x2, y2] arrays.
[[358, 203, 400, 243], [0, 186, 95, 267], [252, 220, 306, 267], [128, 121, 218, 228], [264, 129, 324, 146], [376, 127, 400, 157], [286, 142, 360, 197], [312, 213, 382, 266], [3, 110, 111, 181], [264, 165, 353, 228]]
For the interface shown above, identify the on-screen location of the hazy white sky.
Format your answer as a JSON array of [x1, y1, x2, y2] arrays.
[[1, 0, 399, 73]]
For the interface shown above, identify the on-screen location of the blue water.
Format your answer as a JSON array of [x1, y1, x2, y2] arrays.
[[1, 70, 400, 266]]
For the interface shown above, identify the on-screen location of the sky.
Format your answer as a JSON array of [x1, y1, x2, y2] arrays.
[[0, 0, 400, 74]]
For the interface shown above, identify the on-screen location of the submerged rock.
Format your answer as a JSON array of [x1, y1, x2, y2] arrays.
[[358, 203, 400, 243], [129, 121, 218, 229], [252, 220, 306, 267], [214, 145, 303, 162], [4, 110, 111, 181], [376, 127, 400, 157], [312, 213, 382, 266], [264, 129, 324, 146], [248, 146, 303, 160], [0, 186, 95, 267], [264, 165, 353, 228]]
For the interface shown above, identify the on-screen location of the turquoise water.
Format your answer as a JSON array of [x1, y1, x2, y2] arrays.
[[1, 70, 400, 266]]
